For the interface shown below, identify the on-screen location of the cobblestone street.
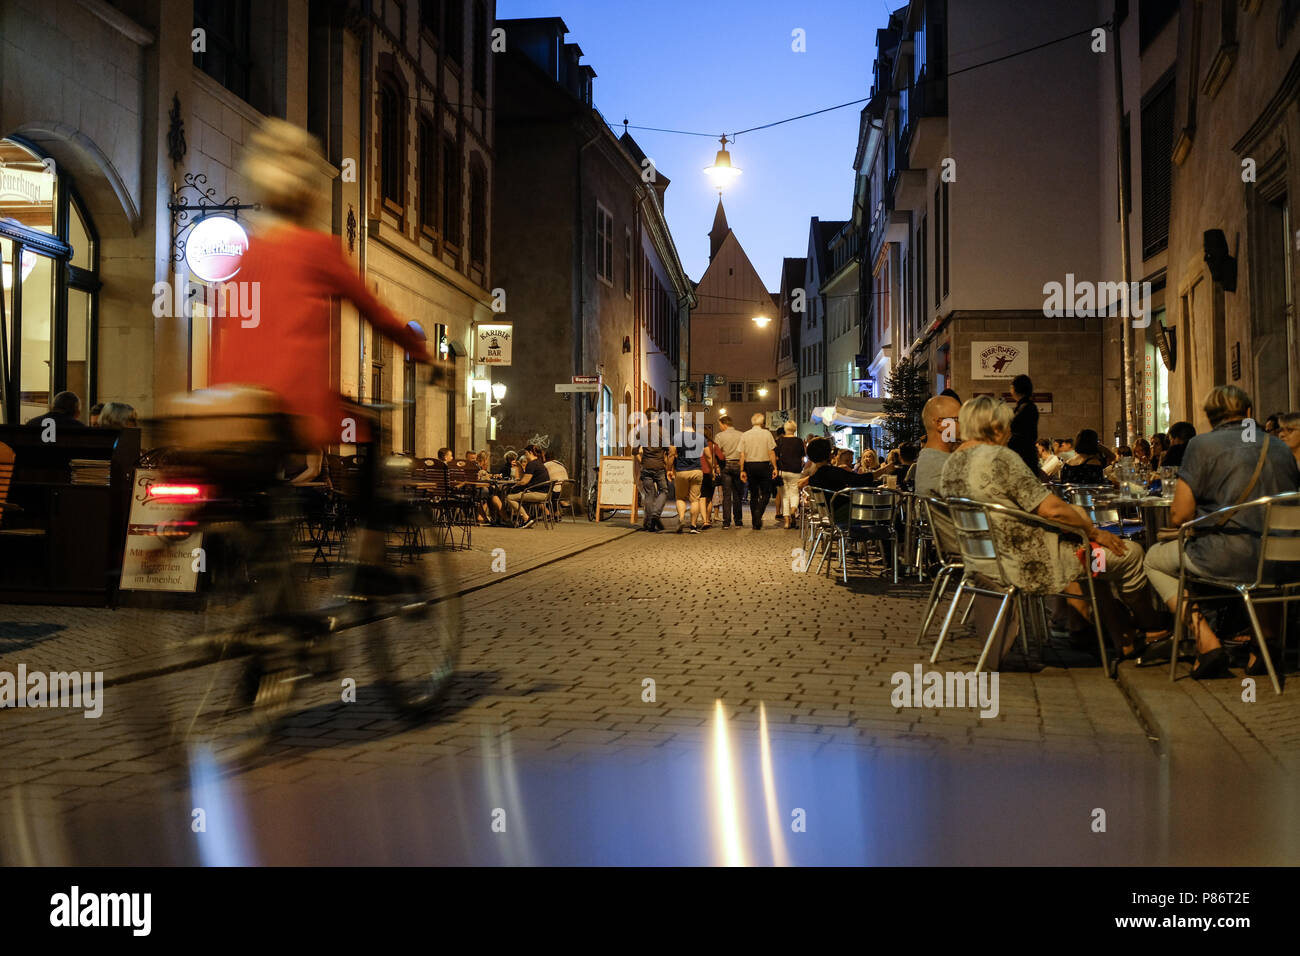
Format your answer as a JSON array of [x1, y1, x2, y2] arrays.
[[2, 510, 1298, 864]]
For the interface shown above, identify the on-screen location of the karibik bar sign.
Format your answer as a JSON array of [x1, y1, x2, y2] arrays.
[[971, 341, 1028, 380], [476, 323, 513, 366]]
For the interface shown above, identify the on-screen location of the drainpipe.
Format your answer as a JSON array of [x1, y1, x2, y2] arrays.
[[1113, 8, 1138, 444], [575, 128, 600, 485], [358, 0, 372, 404]]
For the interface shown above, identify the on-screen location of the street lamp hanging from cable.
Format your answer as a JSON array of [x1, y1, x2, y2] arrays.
[[704, 135, 741, 191]]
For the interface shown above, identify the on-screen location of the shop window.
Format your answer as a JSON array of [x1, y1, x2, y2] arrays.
[[0, 138, 99, 425]]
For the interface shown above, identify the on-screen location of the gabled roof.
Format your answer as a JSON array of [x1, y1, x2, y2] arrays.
[[781, 257, 807, 294]]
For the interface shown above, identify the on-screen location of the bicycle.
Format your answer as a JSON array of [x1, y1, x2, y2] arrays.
[[145, 387, 461, 767], [585, 465, 622, 522]]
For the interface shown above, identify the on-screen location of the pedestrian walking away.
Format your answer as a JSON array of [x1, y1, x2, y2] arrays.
[[738, 413, 777, 530], [713, 415, 745, 528], [636, 439, 673, 532]]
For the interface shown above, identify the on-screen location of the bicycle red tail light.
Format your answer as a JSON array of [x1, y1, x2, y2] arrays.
[[148, 483, 209, 501]]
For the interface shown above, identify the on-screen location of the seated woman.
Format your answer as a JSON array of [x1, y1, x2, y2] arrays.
[[1059, 428, 1109, 485], [1142, 386, 1300, 677], [940, 397, 1168, 658], [1277, 412, 1300, 468]]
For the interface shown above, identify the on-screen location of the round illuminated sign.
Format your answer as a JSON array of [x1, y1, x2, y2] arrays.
[[185, 216, 249, 282]]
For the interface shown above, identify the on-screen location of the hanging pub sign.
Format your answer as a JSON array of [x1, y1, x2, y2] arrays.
[[184, 215, 249, 283], [1154, 318, 1176, 372], [475, 322, 513, 366]]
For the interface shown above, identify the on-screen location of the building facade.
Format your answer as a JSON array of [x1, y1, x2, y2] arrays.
[[491, 18, 694, 482], [0, 0, 492, 459], [688, 199, 778, 433], [775, 256, 806, 431], [861, 0, 1111, 446]]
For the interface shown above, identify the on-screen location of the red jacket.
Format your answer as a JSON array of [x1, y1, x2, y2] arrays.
[[209, 225, 423, 446]]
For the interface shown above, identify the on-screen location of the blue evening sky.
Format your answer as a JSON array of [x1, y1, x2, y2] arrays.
[[496, 0, 892, 290]]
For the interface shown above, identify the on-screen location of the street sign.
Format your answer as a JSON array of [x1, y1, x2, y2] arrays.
[[555, 383, 599, 393], [572, 375, 599, 384]]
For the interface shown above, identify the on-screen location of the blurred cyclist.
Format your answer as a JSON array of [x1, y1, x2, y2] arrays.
[[210, 117, 431, 443], [209, 117, 431, 566]]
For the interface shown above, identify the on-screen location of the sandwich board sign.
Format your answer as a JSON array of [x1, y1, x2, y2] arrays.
[[594, 455, 637, 525]]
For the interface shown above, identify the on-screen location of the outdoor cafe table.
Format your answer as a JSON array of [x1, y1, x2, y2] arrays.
[[1100, 494, 1171, 549]]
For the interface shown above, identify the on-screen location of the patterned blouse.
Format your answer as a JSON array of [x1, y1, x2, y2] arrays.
[[939, 443, 1086, 593]]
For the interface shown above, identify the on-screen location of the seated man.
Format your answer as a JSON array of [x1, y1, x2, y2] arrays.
[[940, 396, 1167, 657], [1142, 386, 1299, 677], [805, 436, 876, 523], [505, 445, 551, 528]]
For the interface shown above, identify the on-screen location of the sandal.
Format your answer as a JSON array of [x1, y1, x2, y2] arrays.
[[1189, 647, 1230, 680]]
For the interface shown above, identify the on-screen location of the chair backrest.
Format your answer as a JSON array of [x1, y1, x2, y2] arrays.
[[923, 496, 962, 562], [1258, 494, 1300, 575], [848, 488, 895, 526], [947, 498, 996, 563]]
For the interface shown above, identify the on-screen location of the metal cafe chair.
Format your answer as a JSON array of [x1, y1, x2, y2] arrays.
[[551, 479, 578, 522], [931, 498, 1109, 676], [1169, 492, 1300, 695], [821, 488, 899, 584], [895, 490, 937, 582], [803, 491, 836, 574], [914, 497, 967, 648]]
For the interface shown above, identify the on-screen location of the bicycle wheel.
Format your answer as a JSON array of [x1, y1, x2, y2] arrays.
[[167, 522, 303, 766], [356, 540, 462, 717]]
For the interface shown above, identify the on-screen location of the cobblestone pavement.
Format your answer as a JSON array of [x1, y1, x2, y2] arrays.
[[1, 506, 1297, 864]]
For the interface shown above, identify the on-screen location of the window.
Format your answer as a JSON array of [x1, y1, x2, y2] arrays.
[[624, 230, 632, 297], [380, 81, 405, 207], [1139, 0, 1178, 52], [418, 116, 437, 232], [729, 382, 744, 402], [469, 159, 486, 264], [0, 139, 100, 425], [442, 136, 461, 245], [472, 1, 488, 96], [421, 0, 441, 36], [746, 382, 761, 403], [193, 0, 252, 103], [933, 185, 941, 309], [941, 180, 950, 298], [445, 0, 464, 65], [1141, 72, 1175, 258], [595, 203, 613, 284]]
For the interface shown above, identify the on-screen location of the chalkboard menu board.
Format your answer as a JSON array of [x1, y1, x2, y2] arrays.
[[595, 455, 637, 524]]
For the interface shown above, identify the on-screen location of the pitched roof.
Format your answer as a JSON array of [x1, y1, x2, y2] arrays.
[[708, 198, 730, 261]]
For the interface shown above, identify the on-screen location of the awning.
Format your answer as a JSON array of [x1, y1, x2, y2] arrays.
[[811, 395, 893, 427]]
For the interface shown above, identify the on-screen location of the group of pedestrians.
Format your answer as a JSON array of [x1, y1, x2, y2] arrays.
[[637, 413, 892, 533], [636, 413, 784, 532]]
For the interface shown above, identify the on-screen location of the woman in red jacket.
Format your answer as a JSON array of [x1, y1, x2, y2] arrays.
[[209, 117, 430, 448]]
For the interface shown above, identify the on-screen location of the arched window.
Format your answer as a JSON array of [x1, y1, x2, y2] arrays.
[[0, 138, 99, 425]]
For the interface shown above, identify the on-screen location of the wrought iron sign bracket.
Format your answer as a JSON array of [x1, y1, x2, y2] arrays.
[[168, 173, 259, 263]]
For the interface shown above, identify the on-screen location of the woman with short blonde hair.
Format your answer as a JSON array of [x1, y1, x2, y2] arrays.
[[1203, 384, 1252, 427], [97, 401, 138, 428], [957, 395, 1014, 443]]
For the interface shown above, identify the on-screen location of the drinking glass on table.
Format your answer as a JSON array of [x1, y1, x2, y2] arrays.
[[1160, 466, 1178, 499]]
